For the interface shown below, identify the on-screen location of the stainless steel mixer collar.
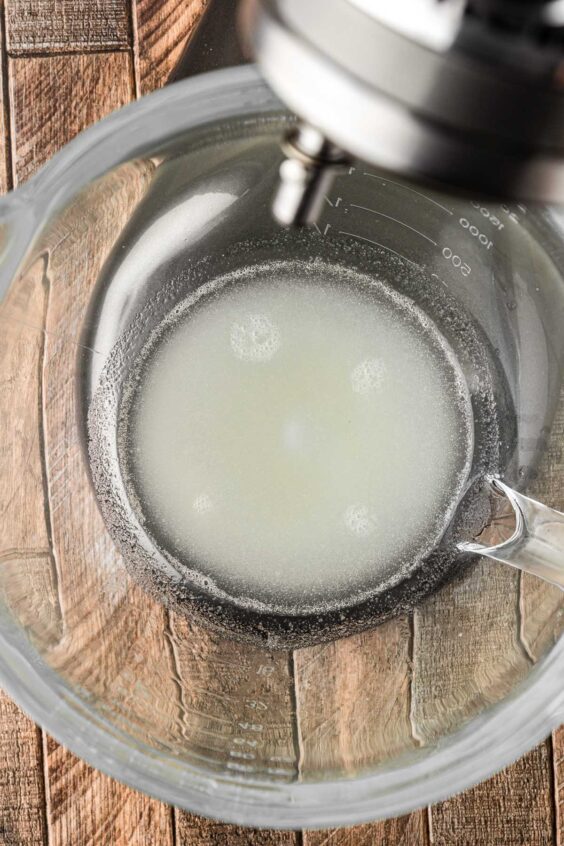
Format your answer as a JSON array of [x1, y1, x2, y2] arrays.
[[239, 0, 564, 224]]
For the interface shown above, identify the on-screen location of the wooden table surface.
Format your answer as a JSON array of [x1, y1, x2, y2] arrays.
[[0, 1, 562, 844]]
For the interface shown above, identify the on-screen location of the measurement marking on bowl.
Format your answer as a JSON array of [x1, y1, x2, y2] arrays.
[[325, 195, 343, 209], [363, 171, 454, 215], [245, 698, 268, 711], [459, 217, 494, 250], [220, 659, 299, 780], [266, 767, 295, 776], [457, 206, 508, 259], [338, 230, 423, 268], [349, 203, 438, 246], [469, 201, 506, 231], [226, 761, 256, 773]]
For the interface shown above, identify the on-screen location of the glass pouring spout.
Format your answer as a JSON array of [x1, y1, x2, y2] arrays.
[[460, 478, 564, 589]]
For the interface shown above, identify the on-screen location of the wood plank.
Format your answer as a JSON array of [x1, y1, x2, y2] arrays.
[[6, 47, 179, 846], [0, 697, 46, 846], [45, 736, 173, 846], [169, 617, 300, 839], [411, 563, 532, 744], [0, 14, 9, 194], [36, 154, 177, 700], [5, 0, 131, 55], [430, 743, 556, 846], [176, 813, 298, 845], [0, 255, 63, 650], [8, 52, 133, 185], [36, 160, 180, 843], [303, 815, 429, 846], [0, 12, 49, 831], [134, 0, 207, 95], [294, 619, 417, 775], [294, 620, 427, 845], [555, 728, 563, 845]]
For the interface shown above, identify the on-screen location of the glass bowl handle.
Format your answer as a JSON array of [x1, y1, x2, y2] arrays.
[[459, 478, 564, 589]]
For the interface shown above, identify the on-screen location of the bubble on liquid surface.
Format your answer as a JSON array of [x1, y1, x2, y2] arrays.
[[351, 358, 386, 395], [344, 504, 378, 537], [192, 493, 213, 514], [116, 260, 475, 614], [230, 313, 281, 362]]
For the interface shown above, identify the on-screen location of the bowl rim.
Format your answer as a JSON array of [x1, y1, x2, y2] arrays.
[[0, 608, 562, 829], [0, 64, 563, 829]]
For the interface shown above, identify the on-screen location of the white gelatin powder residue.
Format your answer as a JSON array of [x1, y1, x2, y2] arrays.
[[123, 263, 473, 608]]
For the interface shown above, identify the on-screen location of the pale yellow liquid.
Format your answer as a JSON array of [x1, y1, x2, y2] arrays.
[[125, 263, 473, 610]]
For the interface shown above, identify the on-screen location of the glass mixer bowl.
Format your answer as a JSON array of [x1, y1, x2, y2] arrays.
[[0, 66, 563, 827]]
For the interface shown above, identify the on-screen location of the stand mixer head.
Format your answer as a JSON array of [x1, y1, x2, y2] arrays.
[[240, 0, 564, 224]]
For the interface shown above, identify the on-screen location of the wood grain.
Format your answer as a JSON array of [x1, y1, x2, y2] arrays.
[[45, 736, 173, 846], [8, 52, 133, 185], [176, 813, 299, 845], [303, 815, 429, 846], [411, 563, 532, 744], [430, 744, 556, 846], [169, 617, 299, 840], [5, 0, 131, 55], [0, 12, 9, 193], [133, 0, 207, 95], [37, 156, 181, 697], [293, 618, 427, 844], [0, 696, 46, 846], [555, 727, 563, 844], [295, 619, 417, 775], [0, 255, 63, 650]]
